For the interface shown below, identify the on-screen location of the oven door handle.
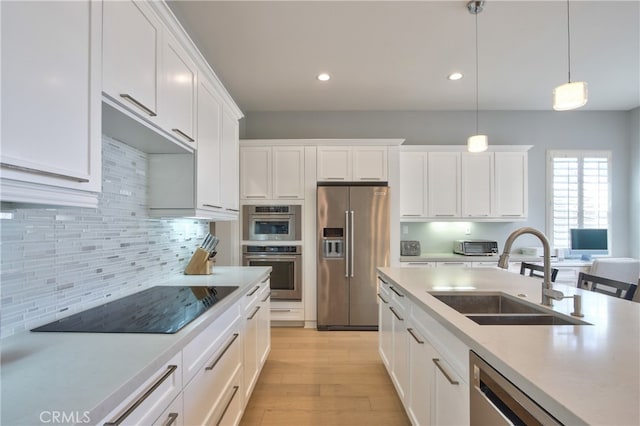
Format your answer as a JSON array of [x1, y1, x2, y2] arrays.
[[244, 255, 299, 261]]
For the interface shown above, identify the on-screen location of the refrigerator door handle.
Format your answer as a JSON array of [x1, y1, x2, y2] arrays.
[[350, 210, 355, 278], [345, 210, 350, 278]]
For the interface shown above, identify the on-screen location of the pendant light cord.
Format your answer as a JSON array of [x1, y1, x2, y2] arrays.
[[566, 0, 572, 83], [474, 9, 479, 134]]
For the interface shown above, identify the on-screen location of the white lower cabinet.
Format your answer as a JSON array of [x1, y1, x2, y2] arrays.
[[379, 275, 470, 426], [377, 279, 393, 368], [100, 352, 182, 426], [243, 278, 272, 401]]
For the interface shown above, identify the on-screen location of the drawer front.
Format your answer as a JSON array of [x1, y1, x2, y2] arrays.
[[182, 318, 243, 425], [101, 352, 182, 426], [151, 393, 183, 426], [213, 365, 244, 426], [182, 302, 241, 385]]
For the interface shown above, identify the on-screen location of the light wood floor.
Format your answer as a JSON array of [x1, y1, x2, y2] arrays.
[[240, 327, 411, 426]]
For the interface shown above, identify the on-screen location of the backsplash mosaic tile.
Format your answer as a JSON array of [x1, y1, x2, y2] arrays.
[[0, 137, 209, 337]]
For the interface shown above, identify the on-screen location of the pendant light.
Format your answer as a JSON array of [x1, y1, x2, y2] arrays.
[[553, 0, 588, 111], [467, 0, 488, 153]]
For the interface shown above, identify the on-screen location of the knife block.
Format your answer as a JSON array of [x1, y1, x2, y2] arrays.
[[184, 247, 212, 275]]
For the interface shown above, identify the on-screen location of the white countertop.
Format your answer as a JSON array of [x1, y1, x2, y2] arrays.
[[399, 252, 593, 267], [377, 266, 640, 425], [0, 266, 271, 426]]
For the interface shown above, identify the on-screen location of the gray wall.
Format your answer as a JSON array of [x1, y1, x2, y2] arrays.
[[241, 110, 635, 255], [630, 107, 640, 258]]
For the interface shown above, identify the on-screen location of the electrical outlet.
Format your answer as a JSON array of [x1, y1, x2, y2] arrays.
[[402, 225, 409, 235], [465, 225, 471, 235]]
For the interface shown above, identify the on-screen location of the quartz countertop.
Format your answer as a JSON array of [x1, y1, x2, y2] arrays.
[[377, 266, 640, 425], [0, 266, 271, 426], [399, 252, 593, 267]]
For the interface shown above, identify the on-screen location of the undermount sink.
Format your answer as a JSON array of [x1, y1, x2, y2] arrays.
[[429, 292, 591, 326]]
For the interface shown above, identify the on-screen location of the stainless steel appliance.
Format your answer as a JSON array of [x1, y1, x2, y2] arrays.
[[31, 286, 238, 334], [400, 240, 421, 256], [317, 185, 390, 330], [469, 351, 562, 425], [453, 239, 499, 256], [242, 205, 301, 241], [242, 245, 302, 300]]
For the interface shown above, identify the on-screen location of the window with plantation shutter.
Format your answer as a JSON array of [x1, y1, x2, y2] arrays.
[[547, 151, 611, 250]]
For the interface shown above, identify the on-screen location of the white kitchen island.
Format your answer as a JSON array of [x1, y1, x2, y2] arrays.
[[377, 266, 640, 425], [0, 266, 271, 426]]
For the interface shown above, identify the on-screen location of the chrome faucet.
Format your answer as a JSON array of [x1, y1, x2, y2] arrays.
[[497, 227, 565, 307]]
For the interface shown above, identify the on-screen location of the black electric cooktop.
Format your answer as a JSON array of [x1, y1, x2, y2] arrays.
[[31, 286, 238, 334]]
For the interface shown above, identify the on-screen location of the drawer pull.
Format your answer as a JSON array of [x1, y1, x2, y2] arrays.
[[202, 204, 223, 209], [205, 333, 239, 371], [171, 128, 195, 142], [247, 306, 260, 320], [407, 328, 424, 344], [215, 385, 240, 426], [261, 276, 269, 284], [161, 413, 179, 426], [103, 364, 177, 425], [390, 286, 405, 297], [246, 286, 260, 297], [377, 293, 388, 304], [378, 277, 389, 286], [119, 94, 157, 117], [389, 306, 403, 321], [261, 292, 271, 303], [245, 195, 267, 198], [271, 308, 291, 312], [433, 358, 459, 385]]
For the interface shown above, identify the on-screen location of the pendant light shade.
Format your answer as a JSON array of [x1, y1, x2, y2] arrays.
[[553, 0, 588, 111], [553, 81, 588, 111], [467, 0, 488, 153], [467, 134, 488, 153]]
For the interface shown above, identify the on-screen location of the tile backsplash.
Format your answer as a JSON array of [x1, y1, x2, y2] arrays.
[[0, 137, 209, 338]]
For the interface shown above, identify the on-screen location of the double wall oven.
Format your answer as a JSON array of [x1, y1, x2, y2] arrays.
[[242, 205, 302, 300]]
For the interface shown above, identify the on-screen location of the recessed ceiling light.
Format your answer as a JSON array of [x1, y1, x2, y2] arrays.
[[317, 73, 331, 82], [448, 72, 463, 81]]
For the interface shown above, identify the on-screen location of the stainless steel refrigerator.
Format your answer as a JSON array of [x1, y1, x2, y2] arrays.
[[317, 185, 390, 330]]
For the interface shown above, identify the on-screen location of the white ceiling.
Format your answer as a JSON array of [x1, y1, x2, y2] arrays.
[[167, 1, 640, 112]]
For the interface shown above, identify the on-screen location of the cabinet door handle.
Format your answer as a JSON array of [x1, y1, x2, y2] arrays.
[[247, 306, 260, 320], [501, 214, 522, 217], [171, 128, 195, 142], [261, 277, 269, 284], [227, 208, 240, 212], [377, 293, 388, 304], [119, 94, 157, 117], [246, 286, 260, 297], [161, 413, 179, 426], [359, 177, 380, 180], [407, 328, 424, 344], [245, 195, 267, 199], [261, 292, 271, 302], [103, 365, 177, 425], [215, 385, 240, 426], [434, 214, 456, 217], [402, 214, 422, 217], [378, 278, 389, 286], [389, 306, 403, 321], [325, 177, 345, 180], [277, 195, 300, 198], [390, 286, 405, 297], [271, 308, 291, 312], [433, 358, 459, 385], [205, 333, 239, 371], [202, 204, 223, 209]]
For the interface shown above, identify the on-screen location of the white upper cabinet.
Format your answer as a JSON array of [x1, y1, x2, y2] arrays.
[[461, 152, 494, 218], [399, 152, 427, 218], [399, 146, 529, 221], [158, 31, 197, 145], [272, 147, 305, 199], [317, 146, 387, 182], [240, 146, 305, 200], [103, 0, 159, 120], [0, 0, 102, 207], [220, 108, 240, 212], [427, 152, 461, 218], [196, 79, 222, 210], [494, 151, 528, 218]]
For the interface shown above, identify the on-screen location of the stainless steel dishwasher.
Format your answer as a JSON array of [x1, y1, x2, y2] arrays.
[[469, 351, 563, 425]]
